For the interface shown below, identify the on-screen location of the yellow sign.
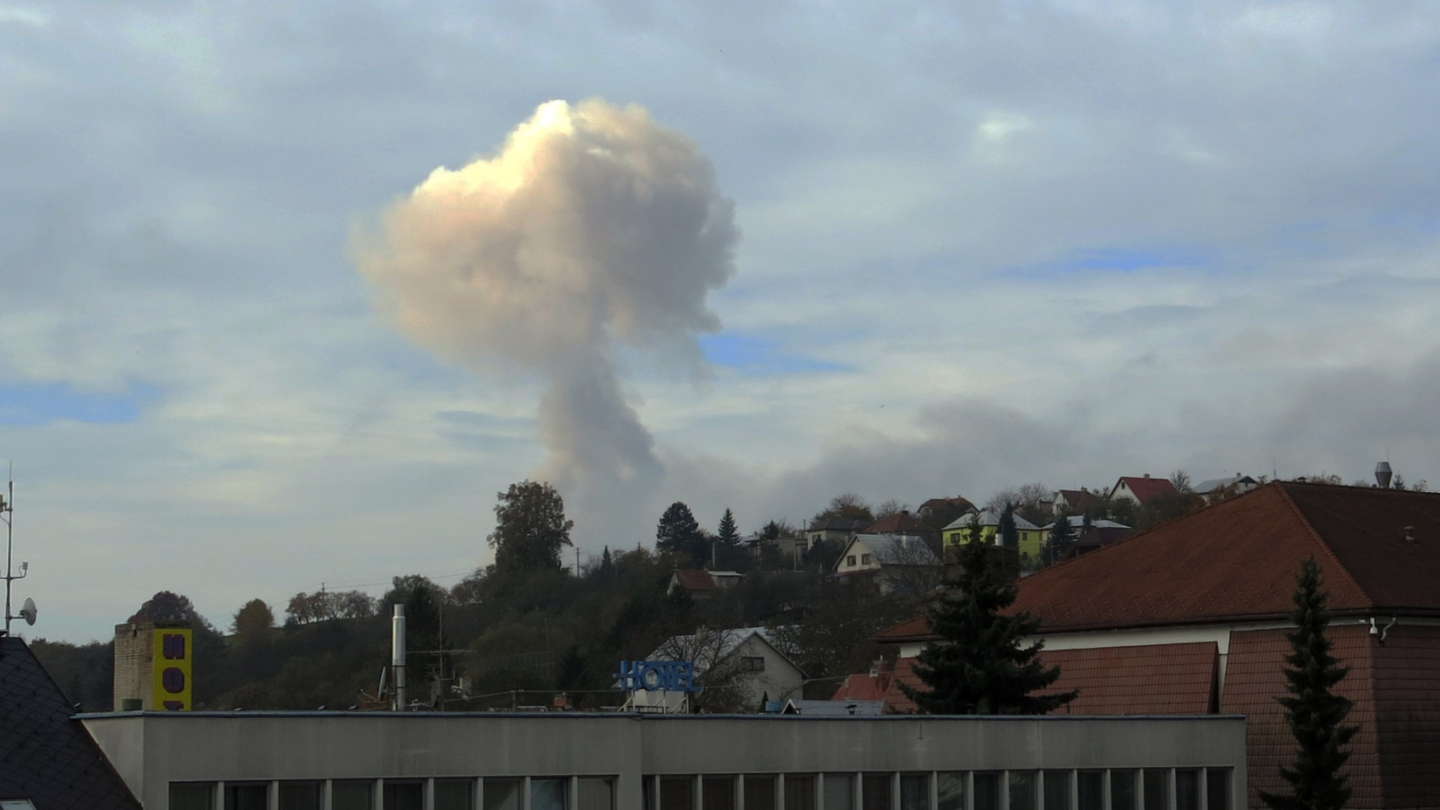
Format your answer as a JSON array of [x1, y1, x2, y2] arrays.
[[152, 628, 193, 711]]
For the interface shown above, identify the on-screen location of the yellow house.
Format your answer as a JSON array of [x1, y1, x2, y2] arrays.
[[942, 510, 1045, 562]]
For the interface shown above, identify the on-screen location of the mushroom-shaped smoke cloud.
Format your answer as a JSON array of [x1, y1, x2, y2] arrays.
[[353, 99, 738, 524]]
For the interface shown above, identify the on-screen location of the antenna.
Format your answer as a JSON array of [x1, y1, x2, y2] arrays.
[[3, 465, 35, 636]]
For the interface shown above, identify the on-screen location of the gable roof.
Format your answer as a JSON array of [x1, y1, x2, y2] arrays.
[[646, 627, 805, 678], [865, 512, 930, 535], [918, 496, 975, 514], [808, 517, 869, 533], [1112, 475, 1178, 504], [670, 569, 717, 592], [839, 534, 940, 568], [1195, 475, 1258, 494], [876, 482, 1440, 640], [0, 638, 140, 810], [1055, 489, 1103, 510]]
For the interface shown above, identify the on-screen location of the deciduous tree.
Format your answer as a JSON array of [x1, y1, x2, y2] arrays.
[[489, 480, 574, 574], [232, 599, 275, 640]]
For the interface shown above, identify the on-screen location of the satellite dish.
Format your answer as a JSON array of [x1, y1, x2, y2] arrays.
[[19, 597, 36, 626]]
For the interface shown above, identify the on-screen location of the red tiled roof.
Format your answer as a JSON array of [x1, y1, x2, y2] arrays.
[[866, 512, 930, 534], [1113, 475, 1178, 504], [876, 482, 1440, 640], [1056, 489, 1102, 510], [670, 569, 717, 591], [874, 643, 1217, 716], [1034, 643, 1217, 715], [830, 670, 891, 702], [1221, 625, 1383, 808]]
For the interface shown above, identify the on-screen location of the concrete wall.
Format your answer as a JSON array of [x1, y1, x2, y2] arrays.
[[81, 712, 1246, 809]]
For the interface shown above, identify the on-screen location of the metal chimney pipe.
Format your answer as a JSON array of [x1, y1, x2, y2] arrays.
[[392, 604, 407, 711], [1376, 461, 1393, 489]]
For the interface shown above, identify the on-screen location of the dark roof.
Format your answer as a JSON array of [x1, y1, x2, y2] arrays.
[[865, 512, 930, 535], [876, 482, 1440, 641], [808, 517, 868, 533], [918, 497, 975, 513], [1112, 475, 1178, 504], [1055, 489, 1102, 510], [670, 570, 717, 591], [0, 638, 140, 809]]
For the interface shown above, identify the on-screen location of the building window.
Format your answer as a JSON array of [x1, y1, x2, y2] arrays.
[[1007, 771, 1036, 810], [384, 781, 424, 810], [279, 783, 322, 810], [578, 778, 614, 810], [1042, 772, 1070, 810], [1205, 769, 1232, 810], [861, 554, 872, 565], [936, 772, 966, 810], [1175, 769, 1201, 810], [333, 781, 374, 810], [169, 784, 215, 810], [743, 776, 776, 810], [1078, 771, 1105, 810], [701, 776, 734, 810], [784, 775, 816, 810], [1108, 770, 1137, 810], [435, 781, 475, 810], [225, 784, 269, 810], [823, 774, 855, 810], [1143, 770, 1172, 810], [740, 656, 766, 672], [483, 779, 522, 810], [659, 776, 693, 810], [900, 774, 929, 810], [847, 555, 856, 566], [861, 774, 892, 810], [531, 779, 568, 810], [973, 773, 1001, 810]]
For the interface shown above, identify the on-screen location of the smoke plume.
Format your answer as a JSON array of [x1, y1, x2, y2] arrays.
[[353, 99, 738, 530]]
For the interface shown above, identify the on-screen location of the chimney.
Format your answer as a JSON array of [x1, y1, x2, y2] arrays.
[[392, 604, 407, 711]]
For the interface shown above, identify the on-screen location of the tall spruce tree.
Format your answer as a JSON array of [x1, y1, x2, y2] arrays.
[[656, 502, 706, 567], [903, 520, 1076, 714], [998, 504, 1019, 550], [1260, 557, 1358, 810], [1045, 515, 1074, 567]]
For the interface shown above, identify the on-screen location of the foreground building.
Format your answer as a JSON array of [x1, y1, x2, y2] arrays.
[[875, 482, 1440, 809], [80, 710, 1245, 809]]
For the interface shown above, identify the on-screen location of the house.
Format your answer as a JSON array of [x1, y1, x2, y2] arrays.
[[631, 626, 804, 713], [1195, 474, 1260, 502], [915, 496, 976, 528], [864, 510, 935, 541], [940, 510, 1045, 561], [0, 637, 141, 810], [667, 569, 743, 598], [1039, 516, 1135, 558], [1053, 488, 1103, 515], [832, 533, 942, 595], [873, 482, 1440, 809], [1108, 474, 1178, 505], [804, 517, 868, 548]]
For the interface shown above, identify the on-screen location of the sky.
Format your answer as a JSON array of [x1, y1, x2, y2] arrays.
[[4, 1, 1440, 642]]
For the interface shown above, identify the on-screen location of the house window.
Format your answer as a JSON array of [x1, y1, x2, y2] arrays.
[[861, 554, 871, 565], [847, 555, 856, 566], [740, 656, 766, 672]]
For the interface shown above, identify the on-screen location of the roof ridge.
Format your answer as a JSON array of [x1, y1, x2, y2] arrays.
[[1272, 484, 1371, 606]]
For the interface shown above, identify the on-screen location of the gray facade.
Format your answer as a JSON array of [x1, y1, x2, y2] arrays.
[[80, 712, 1245, 810]]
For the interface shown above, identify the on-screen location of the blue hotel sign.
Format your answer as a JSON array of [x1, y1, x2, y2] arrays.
[[615, 660, 700, 692]]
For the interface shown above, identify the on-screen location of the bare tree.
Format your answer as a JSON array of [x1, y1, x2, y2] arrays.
[[874, 499, 911, 522], [1170, 469, 1194, 494]]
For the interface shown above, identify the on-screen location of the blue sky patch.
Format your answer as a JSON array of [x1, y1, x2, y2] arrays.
[[1058, 246, 1212, 273], [0, 381, 155, 426], [700, 333, 851, 376]]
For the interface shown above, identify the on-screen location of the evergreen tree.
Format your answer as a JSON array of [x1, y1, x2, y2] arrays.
[[1260, 558, 1358, 810], [1045, 515, 1074, 567], [717, 508, 740, 547], [656, 502, 706, 566], [598, 545, 614, 578], [998, 504, 1019, 550], [902, 520, 1076, 715]]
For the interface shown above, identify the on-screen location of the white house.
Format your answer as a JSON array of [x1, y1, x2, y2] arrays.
[[832, 533, 941, 596], [629, 627, 804, 713]]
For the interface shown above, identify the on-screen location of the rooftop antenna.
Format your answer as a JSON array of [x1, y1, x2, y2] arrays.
[[3, 464, 37, 636]]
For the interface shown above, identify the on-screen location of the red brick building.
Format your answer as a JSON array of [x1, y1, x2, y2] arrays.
[[873, 482, 1440, 809]]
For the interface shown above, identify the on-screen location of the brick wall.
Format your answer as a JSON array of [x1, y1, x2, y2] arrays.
[[112, 622, 153, 710]]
